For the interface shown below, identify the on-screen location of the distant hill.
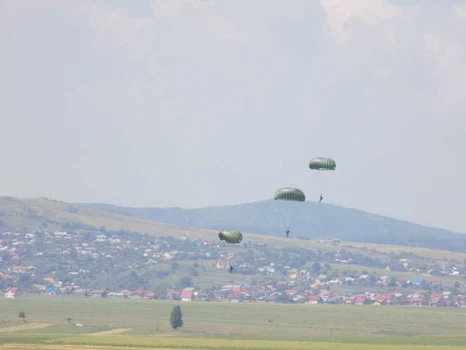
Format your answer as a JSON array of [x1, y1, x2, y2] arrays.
[[76, 199, 466, 254], [0, 196, 217, 241], [0, 195, 465, 260]]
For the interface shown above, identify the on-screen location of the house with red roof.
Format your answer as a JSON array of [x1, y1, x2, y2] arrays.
[[353, 295, 370, 305], [308, 295, 323, 304], [430, 293, 446, 306], [216, 260, 229, 268], [180, 291, 194, 301], [375, 293, 393, 305], [4, 287, 20, 299]]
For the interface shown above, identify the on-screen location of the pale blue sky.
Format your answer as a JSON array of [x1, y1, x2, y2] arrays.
[[1, 0, 465, 232]]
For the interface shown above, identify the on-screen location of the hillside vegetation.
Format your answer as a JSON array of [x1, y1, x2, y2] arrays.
[[0, 196, 214, 240], [1, 195, 465, 313], [1, 196, 465, 261], [76, 199, 466, 253]]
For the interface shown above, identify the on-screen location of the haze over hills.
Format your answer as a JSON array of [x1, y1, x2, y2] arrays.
[[0, 196, 216, 241], [1, 195, 466, 257], [76, 199, 466, 254]]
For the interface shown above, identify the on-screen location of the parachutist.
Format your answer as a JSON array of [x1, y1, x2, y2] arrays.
[[309, 157, 335, 204], [274, 187, 305, 240]]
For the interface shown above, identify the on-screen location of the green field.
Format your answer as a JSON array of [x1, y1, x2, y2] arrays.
[[0, 295, 465, 349]]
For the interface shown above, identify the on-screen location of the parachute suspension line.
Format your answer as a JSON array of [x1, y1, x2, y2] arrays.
[[280, 215, 290, 230], [282, 200, 294, 230], [285, 203, 295, 231], [319, 169, 336, 197], [276, 205, 291, 232]]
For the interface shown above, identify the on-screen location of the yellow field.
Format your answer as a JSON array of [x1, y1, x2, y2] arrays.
[[53, 334, 466, 348], [4, 336, 466, 350], [2, 346, 182, 350]]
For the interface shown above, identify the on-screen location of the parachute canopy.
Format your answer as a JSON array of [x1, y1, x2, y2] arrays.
[[274, 187, 306, 202], [308, 157, 336, 171], [218, 229, 243, 244]]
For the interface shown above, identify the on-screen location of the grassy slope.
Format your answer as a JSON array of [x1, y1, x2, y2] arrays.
[[1, 196, 466, 264], [76, 199, 466, 253], [0, 196, 216, 240]]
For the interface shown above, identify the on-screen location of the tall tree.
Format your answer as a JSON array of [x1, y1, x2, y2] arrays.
[[170, 305, 183, 330]]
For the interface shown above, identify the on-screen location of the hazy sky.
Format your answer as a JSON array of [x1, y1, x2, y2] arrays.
[[1, 0, 466, 232]]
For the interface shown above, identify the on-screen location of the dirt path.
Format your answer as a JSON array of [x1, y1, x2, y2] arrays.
[[0, 323, 53, 333], [84, 328, 133, 336], [2, 345, 192, 350]]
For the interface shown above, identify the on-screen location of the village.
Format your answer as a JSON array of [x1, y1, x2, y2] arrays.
[[1, 228, 465, 308]]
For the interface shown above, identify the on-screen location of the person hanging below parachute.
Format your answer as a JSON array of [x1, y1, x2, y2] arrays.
[[218, 229, 243, 272], [273, 187, 306, 238], [308, 157, 336, 203]]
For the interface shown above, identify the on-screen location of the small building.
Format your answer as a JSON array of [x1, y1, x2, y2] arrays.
[[308, 295, 323, 304], [180, 291, 193, 302], [216, 260, 229, 268], [47, 287, 60, 296], [4, 287, 20, 299]]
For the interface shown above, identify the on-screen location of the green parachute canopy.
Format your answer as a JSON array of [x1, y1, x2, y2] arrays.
[[274, 187, 306, 202], [308, 157, 336, 171], [218, 230, 243, 244]]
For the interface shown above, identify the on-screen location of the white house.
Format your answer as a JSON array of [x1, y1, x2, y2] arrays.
[[4, 287, 20, 299]]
